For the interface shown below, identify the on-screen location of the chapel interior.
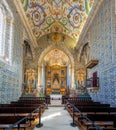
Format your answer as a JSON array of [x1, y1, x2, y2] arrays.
[[0, 0, 116, 130]]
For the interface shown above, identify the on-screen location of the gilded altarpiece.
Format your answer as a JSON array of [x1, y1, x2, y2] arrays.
[[45, 65, 67, 95], [24, 68, 37, 94]]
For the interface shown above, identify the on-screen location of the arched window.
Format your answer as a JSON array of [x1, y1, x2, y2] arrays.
[[0, 6, 4, 56], [0, 1, 14, 64]]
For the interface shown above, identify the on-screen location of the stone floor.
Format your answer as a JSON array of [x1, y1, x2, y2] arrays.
[[33, 107, 80, 130], [2, 100, 81, 130]]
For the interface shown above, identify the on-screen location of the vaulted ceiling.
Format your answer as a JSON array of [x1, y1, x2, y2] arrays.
[[19, 0, 94, 49], [44, 49, 70, 66]]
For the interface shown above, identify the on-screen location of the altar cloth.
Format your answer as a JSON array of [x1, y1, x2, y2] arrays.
[[50, 94, 62, 99]]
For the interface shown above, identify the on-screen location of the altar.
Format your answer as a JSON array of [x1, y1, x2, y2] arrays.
[[45, 65, 67, 95], [50, 94, 62, 100]]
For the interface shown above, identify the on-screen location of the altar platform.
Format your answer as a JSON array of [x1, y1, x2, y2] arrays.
[[50, 94, 62, 100]]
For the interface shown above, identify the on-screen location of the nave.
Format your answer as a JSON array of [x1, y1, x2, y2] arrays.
[[0, 97, 80, 130], [0, 0, 116, 130], [0, 95, 116, 130], [34, 107, 79, 130]]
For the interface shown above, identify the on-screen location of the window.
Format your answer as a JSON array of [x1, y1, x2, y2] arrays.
[[0, 1, 14, 64], [0, 7, 4, 56]]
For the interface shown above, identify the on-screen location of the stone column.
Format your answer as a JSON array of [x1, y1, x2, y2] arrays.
[[70, 64, 74, 88], [38, 65, 42, 86], [67, 64, 70, 87], [42, 64, 45, 94]]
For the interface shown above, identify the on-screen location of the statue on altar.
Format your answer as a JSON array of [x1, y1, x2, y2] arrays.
[[53, 79, 59, 89], [52, 73, 60, 93], [76, 68, 86, 88]]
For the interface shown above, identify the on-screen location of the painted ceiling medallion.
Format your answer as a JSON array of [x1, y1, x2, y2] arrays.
[[31, 3, 46, 27], [51, 33, 62, 42], [68, 6, 83, 28], [51, 22, 63, 33], [20, 0, 94, 43], [44, 49, 69, 66]]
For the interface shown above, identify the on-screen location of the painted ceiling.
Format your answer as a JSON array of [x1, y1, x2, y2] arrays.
[[44, 49, 70, 66], [20, 0, 94, 46], [37, 32, 76, 53]]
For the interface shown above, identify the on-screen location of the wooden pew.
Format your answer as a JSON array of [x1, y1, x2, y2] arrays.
[[0, 105, 43, 129], [71, 102, 100, 106], [75, 107, 116, 115], [0, 116, 30, 130], [19, 97, 45, 100], [0, 107, 39, 117], [79, 114, 116, 130], [109, 107, 116, 114], [66, 100, 116, 130], [10, 101, 46, 111], [67, 106, 111, 116], [0, 103, 39, 108], [19, 96, 51, 104], [0, 98, 46, 129], [88, 128, 116, 130]]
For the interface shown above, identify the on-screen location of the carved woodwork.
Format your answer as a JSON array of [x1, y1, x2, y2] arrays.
[[45, 65, 67, 95], [85, 60, 99, 68]]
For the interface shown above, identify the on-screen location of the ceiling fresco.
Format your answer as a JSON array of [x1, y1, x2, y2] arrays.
[[20, 0, 94, 45], [37, 32, 76, 52], [44, 49, 70, 66]]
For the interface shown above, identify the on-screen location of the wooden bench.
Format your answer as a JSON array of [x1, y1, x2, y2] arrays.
[[0, 107, 40, 118], [11, 101, 46, 109], [0, 103, 40, 108], [66, 105, 111, 117], [79, 114, 116, 130], [0, 105, 44, 128], [75, 107, 110, 113], [0, 116, 30, 130], [88, 128, 116, 130], [75, 103, 109, 107]]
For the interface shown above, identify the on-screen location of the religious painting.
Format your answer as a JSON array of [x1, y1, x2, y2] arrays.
[[48, 70, 51, 75], [47, 80, 51, 88], [61, 70, 65, 75], [61, 80, 65, 88]]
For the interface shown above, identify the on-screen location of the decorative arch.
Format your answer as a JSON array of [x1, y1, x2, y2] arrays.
[[38, 43, 74, 66], [23, 40, 33, 60], [78, 42, 91, 65], [44, 49, 70, 66], [38, 42, 75, 89], [23, 29, 36, 59]]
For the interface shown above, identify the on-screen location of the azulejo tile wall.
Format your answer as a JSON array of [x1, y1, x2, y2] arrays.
[[82, 0, 116, 106], [0, 1, 23, 104]]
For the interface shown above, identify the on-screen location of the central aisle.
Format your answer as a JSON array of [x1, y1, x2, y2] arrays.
[[34, 107, 79, 130]]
